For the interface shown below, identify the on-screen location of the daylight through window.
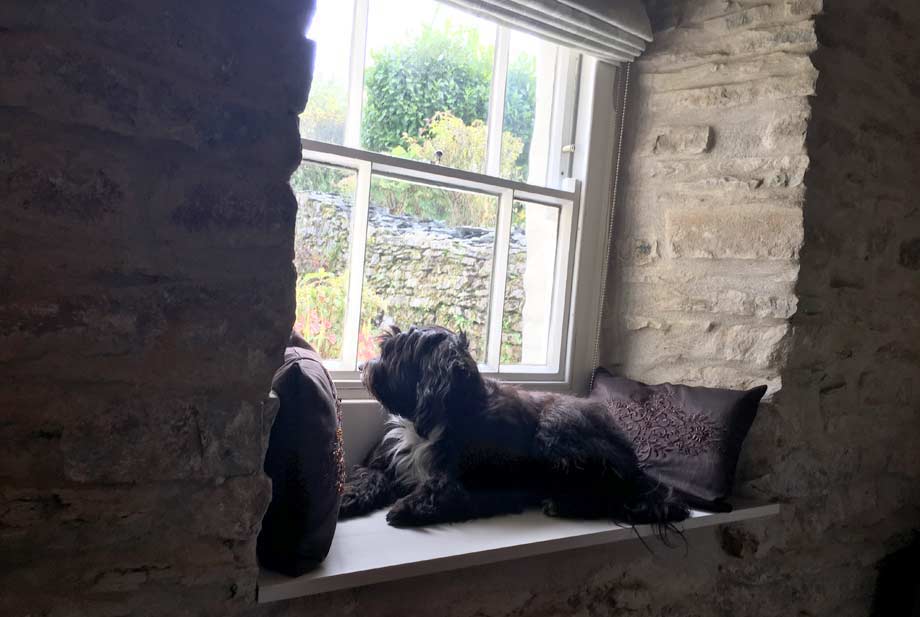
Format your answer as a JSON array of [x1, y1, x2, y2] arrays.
[[294, 0, 585, 386]]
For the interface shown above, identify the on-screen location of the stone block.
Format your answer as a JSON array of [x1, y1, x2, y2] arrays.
[[55, 395, 263, 483], [642, 155, 810, 191], [622, 319, 789, 369], [672, 0, 821, 29], [623, 280, 798, 319], [0, 35, 300, 164], [649, 73, 816, 112], [764, 110, 810, 151], [1, 477, 269, 563], [695, 1, 822, 34], [0, 2, 313, 114], [651, 126, 713, 155], [617, 361, 781, 392], [0, 117, 141, 232], [641, 22, 818, 72], [165, 174, 297, 237], [612, 237, 661, 266], [641, 53, 817, 94], [0, 281, 288, 391], [898, 237, 920, 270], [667, 206, 803, 260]]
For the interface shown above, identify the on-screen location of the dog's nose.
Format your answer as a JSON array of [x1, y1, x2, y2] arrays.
[[357, 361, 366, 372]]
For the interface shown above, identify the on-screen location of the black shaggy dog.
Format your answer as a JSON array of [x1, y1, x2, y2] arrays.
[[340, 325, 689, 529]]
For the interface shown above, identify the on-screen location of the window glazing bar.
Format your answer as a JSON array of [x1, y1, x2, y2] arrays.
[[344, 0, 369, 148], [485, 26, 511, 177]]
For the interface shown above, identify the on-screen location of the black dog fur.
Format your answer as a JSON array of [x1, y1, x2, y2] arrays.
[[340, 325, 689, 530]]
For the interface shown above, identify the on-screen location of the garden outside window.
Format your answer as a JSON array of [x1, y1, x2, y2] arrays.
[[295, 0, 625, 398]]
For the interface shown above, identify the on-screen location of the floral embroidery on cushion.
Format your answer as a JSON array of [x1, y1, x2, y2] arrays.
[[604, 393, 723, 462], [333, 398, 347, 496]]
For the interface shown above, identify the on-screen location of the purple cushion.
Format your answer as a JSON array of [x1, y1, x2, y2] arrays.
[[258, 342, 345, 576], [590, 368, 767, 511]]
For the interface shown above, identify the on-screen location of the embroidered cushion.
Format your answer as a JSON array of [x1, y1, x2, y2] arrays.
[[589, 368, 767, 512], [257, 335, 346, 576]]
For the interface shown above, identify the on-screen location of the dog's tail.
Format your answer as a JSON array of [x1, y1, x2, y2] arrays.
[[622, 473, 690, 547]]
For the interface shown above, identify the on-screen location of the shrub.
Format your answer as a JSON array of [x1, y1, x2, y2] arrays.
[[294, 269, 388, 361], [373, 111, 524, 227], [294, 270, 347, 359], [361, 24, 535, 157], [362, 24, 491, 153]]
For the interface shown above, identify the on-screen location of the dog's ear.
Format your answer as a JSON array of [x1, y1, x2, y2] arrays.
[[414, 361, 453, 438], [456, 330, 469, 351], [414, 336, 477, 437]]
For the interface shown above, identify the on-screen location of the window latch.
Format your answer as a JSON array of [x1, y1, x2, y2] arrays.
[[562, 144, 576, 154]]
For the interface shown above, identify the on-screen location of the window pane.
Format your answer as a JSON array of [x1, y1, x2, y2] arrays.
[[362, 0, 497, 173], [358, 175, 499, 363], [292, 161, 358, 362], [501, 31, 558, 184], [501, 201, 560, 367], [301, 0, 354, 144]]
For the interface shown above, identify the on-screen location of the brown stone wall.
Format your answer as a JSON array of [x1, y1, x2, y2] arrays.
[[0, 1, 313, 615], [604, 0, 820, 392], [600, 1, 920, 616], [3, 0, 920, 615]]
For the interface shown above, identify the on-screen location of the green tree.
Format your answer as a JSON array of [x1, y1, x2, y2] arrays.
[[362, 24, 492, 153], [361, 24, 535, 159]]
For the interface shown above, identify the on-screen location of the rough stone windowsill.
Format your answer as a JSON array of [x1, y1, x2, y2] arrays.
[[257, 501, 780, 602]]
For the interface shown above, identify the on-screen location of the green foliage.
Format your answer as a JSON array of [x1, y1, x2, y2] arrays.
[[295, 26, 539, 220], [294, 81, 350, 195], [290, 163, 346, 194], [372, 111, 523, 226], [294, 270, 348, 359], [291, 26, 537, 364], [394, 111, 523, 178], [362, 24, 491, 153], [294, 270, 388, 361], [299, 79, 347, 144], [361, 24, 536, 159], [504, 53, 536, 172]]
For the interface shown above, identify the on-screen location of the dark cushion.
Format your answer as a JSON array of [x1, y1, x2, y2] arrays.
[[590, 368, 767, 512], [257, 339, 345, 576]]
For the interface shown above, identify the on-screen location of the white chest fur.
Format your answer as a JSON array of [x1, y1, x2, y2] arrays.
[[381, 415, 443, 486]]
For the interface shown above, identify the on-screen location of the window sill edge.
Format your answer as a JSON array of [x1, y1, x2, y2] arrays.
[[257, 501, 780, 603]]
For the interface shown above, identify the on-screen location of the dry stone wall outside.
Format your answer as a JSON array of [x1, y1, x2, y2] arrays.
[[294, 192, 528, 359]]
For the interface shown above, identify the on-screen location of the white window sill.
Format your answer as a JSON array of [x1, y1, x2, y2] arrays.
[[257, 501, 780, 602]]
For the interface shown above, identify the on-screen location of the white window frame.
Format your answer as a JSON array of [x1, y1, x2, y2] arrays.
[[299, 0, 622, 401], [302, 139, 579, 400]]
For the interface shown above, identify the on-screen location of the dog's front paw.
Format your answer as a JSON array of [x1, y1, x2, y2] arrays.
[[542, 499, 560, 517], [385, 497, 429, 527], [338, 489, 362, 520]]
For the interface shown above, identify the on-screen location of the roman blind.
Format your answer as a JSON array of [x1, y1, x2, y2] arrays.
[[439, 0, 653, 63]]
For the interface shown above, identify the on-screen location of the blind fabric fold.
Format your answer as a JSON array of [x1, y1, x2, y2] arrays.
[[439, 0, 653, 63]]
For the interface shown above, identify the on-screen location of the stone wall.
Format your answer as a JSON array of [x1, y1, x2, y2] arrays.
[[598, 1, 920, 616], [604, 0, 819, 393], [0, 1, 313, 615], [294, 192, 527, 360], [3, 0, 920, 616]]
